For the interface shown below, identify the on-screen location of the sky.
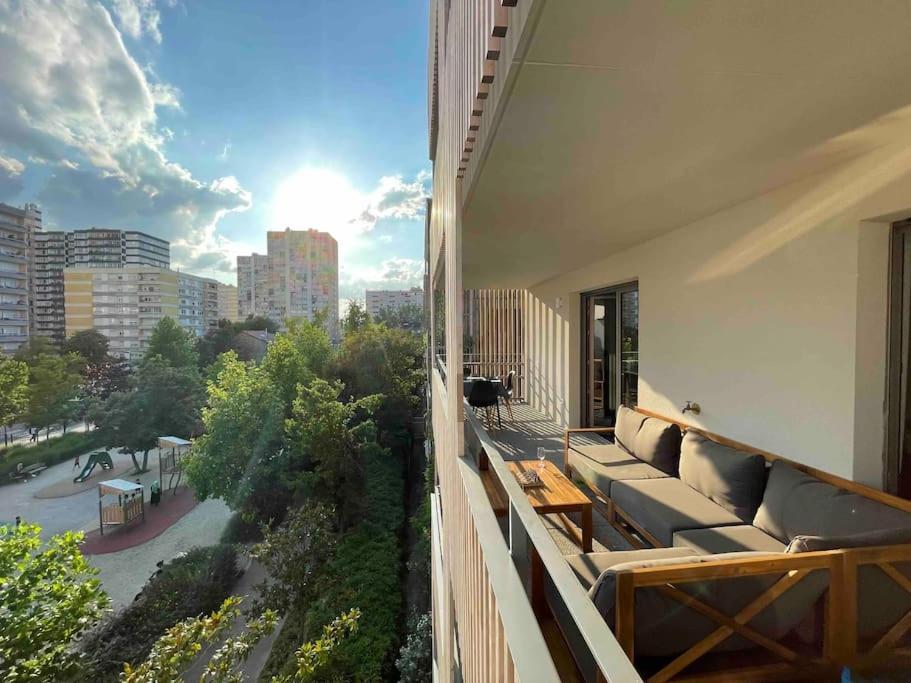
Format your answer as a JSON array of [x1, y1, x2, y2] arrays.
[[0, 0, 430, 304]]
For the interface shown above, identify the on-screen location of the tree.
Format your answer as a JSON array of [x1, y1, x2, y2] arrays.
[[93, 356, 203, 472], [0, 523, 108, 682], [63, 329, 109, 366], [83, 358, 132, 402], [375, 303, 423, 332], [13, 336, 57, 364], [261, 319, 332, 413], [242, 315, 279, 333], [249, 504, 336, 616], [0, 357, 28, 435], [341, 301, 370, 337], [185, 356, 284, 513], [143, 316, 198, 368], [336, 322, 424, 447], [197, 320, 240, 368], [121, 598, 358, 683], [285, 379, 381, 528], [23, 353, 83, 439]]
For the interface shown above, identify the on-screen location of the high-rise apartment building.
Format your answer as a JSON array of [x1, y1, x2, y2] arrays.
[[177, 271, 219, 337], [216, 282, 239, 322], [365, 287, 423, 318], [64, 266, 179, 361], [64, 265, 220, 360], [32, 228, 170, 343], [0, 203, 39, 354], [237, 229, 339, 339], [237, 253, 269, 321]]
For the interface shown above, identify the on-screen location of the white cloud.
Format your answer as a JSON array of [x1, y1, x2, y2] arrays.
[[111, 0, 162, 43], [0, 153, 24, 200], [0, 0, 250, 254], [0, 154, 24, 176], [218, 142, 231, 161]]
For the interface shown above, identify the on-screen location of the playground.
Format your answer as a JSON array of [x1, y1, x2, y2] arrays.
[[0, 436, 231, 608]]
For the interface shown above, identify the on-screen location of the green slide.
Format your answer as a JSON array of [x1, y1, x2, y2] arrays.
[[73, 451, 114, 483]]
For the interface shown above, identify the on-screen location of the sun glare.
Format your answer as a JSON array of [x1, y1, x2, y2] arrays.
[[271, 168, 366, 237]]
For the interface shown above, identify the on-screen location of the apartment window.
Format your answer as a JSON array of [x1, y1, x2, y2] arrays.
[[433, 258, 446, 381]]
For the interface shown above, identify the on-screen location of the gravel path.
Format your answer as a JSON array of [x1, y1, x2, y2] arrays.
[[90, 497, 232, 610]]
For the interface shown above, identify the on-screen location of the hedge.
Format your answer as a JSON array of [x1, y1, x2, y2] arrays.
[[78, 544, 241, 682], [0, 431, 104, 485], [261, 442, 405, 682]]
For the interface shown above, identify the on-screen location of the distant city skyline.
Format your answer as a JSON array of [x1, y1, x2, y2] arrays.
[[0, 0, 428, 302]]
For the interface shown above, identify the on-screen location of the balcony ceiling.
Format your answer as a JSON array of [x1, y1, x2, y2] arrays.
[[462, 0, 911, 288]]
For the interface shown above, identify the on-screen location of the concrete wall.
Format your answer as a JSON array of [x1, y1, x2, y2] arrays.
[[523, 145, 911, 487]]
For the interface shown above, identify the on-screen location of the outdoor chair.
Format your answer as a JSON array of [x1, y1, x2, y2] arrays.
[[501, 370, 516, 421], [468, 379, 502, 429]]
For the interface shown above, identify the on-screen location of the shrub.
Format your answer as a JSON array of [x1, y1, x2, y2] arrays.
[[261, 444, 405, 682], [396, 612, 432, 683], [0, 431, 103, 484], [79, 544, 241, 682]]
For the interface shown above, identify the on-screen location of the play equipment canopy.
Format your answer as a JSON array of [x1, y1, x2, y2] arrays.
[[98, 478, 145, 534]]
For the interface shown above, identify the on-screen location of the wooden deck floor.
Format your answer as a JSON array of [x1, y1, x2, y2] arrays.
[[472, 401, 631, 554]]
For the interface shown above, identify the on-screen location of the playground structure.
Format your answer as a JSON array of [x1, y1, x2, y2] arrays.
[[98, 479, 145, 535], [158, 436, 191, 495], [73, 451, 114, 483]]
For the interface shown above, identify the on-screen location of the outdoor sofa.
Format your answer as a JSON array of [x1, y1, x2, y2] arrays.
[[557, 406, 911, 682]]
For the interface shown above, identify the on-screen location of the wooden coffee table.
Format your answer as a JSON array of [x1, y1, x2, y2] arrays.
[[482, 459, 593, 552]]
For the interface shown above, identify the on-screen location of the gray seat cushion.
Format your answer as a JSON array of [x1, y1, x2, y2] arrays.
[[565, 547, 697, 590], [678, 431, 767, 523], [611, 478, 744, 547], [754, 461, 911, 542], [674, 525, 786, 554], [587, 551, 828, 657], [614, 405, 646, 454], [631, 417, 681, 475], [568, 442, 669, 497]]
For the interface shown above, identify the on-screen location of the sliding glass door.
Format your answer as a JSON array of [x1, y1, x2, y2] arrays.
[[582, 283, 639, 427], [887, 222, 911, 497]]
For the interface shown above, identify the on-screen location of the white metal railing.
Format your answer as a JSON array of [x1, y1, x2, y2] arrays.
[[463, 404, 643, 683]]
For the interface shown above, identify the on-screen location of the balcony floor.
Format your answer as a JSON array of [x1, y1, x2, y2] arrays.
[[475, 401, 632, 555]]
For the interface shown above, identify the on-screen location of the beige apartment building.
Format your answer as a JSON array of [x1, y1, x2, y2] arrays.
[[64, 266, 179, 361], [217, 282, 239, 322], [237, 228, 339, 340], [0, 203, 39, 354], [428, 2, 911, 682]]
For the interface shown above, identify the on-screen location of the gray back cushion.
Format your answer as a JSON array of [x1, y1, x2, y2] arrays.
[[632, 417, 682, 475], [678, 431, 767, 522], [614, 405, 646, 455], [754, 461, 911, 543], [588, 551, 828, 657]]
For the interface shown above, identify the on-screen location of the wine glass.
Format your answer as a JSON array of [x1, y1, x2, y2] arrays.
[[536, 447, 546, 473]]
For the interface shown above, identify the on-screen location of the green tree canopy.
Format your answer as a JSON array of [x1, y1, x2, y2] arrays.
[[63, 329, 109, 366], [374, 303, 423, 332], [13, 336, 57, 364], [336, 322, 424, 446], [23, 353, 83, 438], [185, 355, 284, 513], [92, 356, 203, 472], [143, 316, 198, 368], [341, 301, 370, 337], [0, 523, 108, 682], [261, 319, 332, 414], [0, 356, 28, 429], [286, 379, 381, 528]]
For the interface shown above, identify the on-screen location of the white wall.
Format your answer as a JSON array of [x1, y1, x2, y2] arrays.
[[523, 144, 911, 487]]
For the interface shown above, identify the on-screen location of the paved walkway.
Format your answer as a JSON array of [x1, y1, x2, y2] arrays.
[[181, 558, 284, 683]]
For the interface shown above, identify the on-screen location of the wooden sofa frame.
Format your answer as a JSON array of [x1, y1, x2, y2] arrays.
[[564, 408, 911, 681]]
